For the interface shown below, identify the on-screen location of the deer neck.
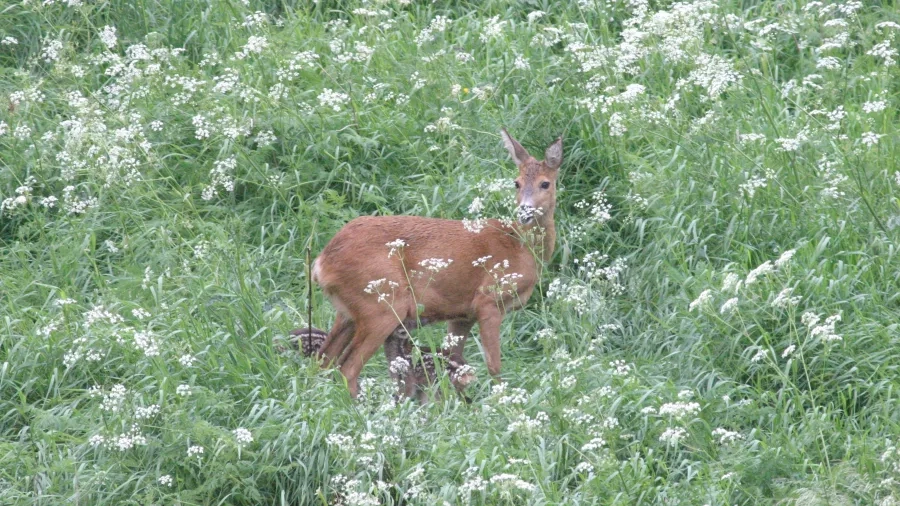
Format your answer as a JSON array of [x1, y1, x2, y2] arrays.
[[516, 209, 556, 265]]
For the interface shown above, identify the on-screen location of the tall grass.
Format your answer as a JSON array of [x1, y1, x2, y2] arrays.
[[2, 0, 900, 504]]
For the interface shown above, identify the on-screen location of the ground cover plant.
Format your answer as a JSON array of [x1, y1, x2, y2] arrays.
[[1, 0, 899, 504]]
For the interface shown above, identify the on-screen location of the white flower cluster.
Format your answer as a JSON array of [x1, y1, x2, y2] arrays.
[[658, 401, 701, 419]]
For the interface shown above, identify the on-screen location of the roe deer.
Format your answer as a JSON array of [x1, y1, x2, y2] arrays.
[[312, 129, 562, 397]]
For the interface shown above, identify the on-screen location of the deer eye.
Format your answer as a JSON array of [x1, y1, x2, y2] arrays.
[[540, 181, 551, 190], [514, 181, 521, 189]]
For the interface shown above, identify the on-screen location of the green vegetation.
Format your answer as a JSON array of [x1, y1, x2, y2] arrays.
[[2, 0, 900, 503]]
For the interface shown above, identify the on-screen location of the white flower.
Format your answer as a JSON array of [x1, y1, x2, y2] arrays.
[[750, 348, 769, 363], [745, 260, 774, 285], [610, 360, 632, 376], [658, 402, 701, 419], [176, 384, 192, 396], [772, 288, 801, 308], [99, 26, 117, 49], [862, 132, 883, 147], [774, 249, 796, 268], [689, 289, 712, 312], [317, 88, 350, 112], [187, 445, 204, 458], [863, 100, 887, 114], [480, 16, 506, 43], [659, 427, 687, 447], [816, 56, 841, 70], [233, 428, 253, 445], [581, 437, 606, 451], [135, 404, 160, 420], [720, 297, 739, 315], [418, 258, 453, 273], [712, 428, 744, 445], [158, 475, 174, 487], [608, 112, 626, 137], [722, 272, 741, 293], [179, 354, 196, 367], [489, 473, 536, 492], [782, 344, 796, 358]]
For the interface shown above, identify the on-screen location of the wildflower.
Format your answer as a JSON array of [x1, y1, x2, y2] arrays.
[[490, 473, 536, 492], [99, 26, 117, 49], [863, 101, 888, 114], [722, 272, 741, 293], [462, 217, 486, 233], [782, 344, 796, 358], [236, 35, 269, 59], [418, 258, 453, 273], [187, 445, 204, 458], [101, 384, 127, 412], [862, 132, 883, 147], [385, 239, 406, 257], [810, 314, 842, 342], [678, 53, 742, 101], [480, 16, 506, 43], [659, 427, 687, 447], [176, 384, 192, 396], [816, 56, 841, 70], [610, 360, 632, 376], [712, 428, 744, 445], [720, 297, 739, 315], [233, 428, 253, 446], [178, 354, 196, 367], [745, 261, 774, 285], [772, 288, 801, 308], [581, 437, 606, 451], [442, 333, 465, 350], [750, 348, 768, 363], [608, 112, 626, 137], [135, 404, 160, 419], [659, 402, 701, 419], [158, 475, 174, 486], [535, 328, 557, 343], [389, 356, 409, 375], [317, 88, 350, 112], [689, 289, 712, 312], [326, 433, 353, 451], [774, 249, 796, 268], [514, 54, 530, 70]]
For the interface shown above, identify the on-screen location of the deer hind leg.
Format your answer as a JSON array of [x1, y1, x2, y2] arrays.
[[318, 313, 355, 366], [339, 314, 402, 398]]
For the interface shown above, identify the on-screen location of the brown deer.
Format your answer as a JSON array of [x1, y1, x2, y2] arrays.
[[312, 129, 562, 397]]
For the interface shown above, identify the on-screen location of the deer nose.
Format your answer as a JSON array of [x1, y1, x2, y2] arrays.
[[517, 205, 536, 225]]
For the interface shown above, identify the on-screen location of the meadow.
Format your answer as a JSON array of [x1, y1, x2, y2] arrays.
[[1, 0, 900, 503]]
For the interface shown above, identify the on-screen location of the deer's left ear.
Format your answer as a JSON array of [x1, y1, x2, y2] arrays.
[[544, 137, 563, 171]]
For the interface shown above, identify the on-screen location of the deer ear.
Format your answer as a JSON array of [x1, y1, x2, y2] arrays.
[[500, 128, 531, 166], [544, 137, 563, 171]]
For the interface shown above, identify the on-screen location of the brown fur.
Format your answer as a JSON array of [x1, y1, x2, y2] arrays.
[[313, 130, 562, 397]]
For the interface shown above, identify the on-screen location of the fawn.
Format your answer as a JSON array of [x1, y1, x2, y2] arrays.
[[312, 129, 562, 397], [288, 325, 473, 401]]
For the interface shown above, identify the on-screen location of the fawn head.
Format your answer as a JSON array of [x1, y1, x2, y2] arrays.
[[501, 129, 563, 226]]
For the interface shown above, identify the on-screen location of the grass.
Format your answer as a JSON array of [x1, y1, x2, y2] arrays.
[[2, 0, 900, 504]]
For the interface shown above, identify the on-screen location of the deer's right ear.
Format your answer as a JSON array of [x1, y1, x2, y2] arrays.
[[500, 128, 531, 166]]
